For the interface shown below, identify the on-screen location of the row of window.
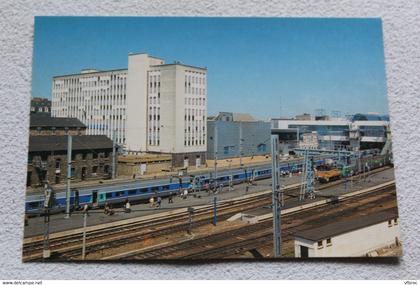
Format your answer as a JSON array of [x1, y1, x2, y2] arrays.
[[184, 72, 206, 86], [185, 97, 206, 106], [54, 74, 127, 89], [184, 139, 206, 147], [317, 238, 332, 249], [185, 86, 206, 96]]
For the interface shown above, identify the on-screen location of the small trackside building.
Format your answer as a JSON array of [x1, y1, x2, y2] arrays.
[[294, 210, 401, 257]]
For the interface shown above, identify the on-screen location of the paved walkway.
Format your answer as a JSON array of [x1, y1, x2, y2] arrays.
[[23, 167, 395, 238], [24, 174, 300, 237]]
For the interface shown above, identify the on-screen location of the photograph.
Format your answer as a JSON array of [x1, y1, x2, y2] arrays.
[[23, 16, 400, 261]]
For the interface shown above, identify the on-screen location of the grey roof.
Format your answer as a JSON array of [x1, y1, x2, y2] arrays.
[[29, 135, 113, 152], [30, 113, 86, 128], [214, 112, 256, 122], [294, 209, 399, 242]]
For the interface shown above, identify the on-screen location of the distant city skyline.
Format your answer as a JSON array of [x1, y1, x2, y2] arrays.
[[32, 17, 389, 120]]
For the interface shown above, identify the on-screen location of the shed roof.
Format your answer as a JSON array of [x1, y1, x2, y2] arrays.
[[294, 209, 399, 242], [29, 135, 113, 152], [30, 113, 86, 128]]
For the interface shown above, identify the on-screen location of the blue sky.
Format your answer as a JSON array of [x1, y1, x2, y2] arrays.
[[32, 17, 389, 120]]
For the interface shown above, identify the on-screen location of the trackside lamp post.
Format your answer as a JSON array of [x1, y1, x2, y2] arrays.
[[65, 135, 72, 219], [271, 134, 281, 258], [43, 183, 54, 259]]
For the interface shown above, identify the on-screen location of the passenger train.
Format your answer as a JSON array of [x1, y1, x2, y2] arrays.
[[25, 153, 391, 215]]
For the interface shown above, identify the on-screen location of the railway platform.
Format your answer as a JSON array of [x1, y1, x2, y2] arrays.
[[23, 167, 395, 238]]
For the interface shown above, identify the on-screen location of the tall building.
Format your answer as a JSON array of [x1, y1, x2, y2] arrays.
[[207, 112, 271, 160], [51, 53, 207, 167], [271, 113, 390, 154]]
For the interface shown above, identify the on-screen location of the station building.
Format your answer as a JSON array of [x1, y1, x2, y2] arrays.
[[207, 112, 271, 160], [27, 135, 114, 188], [51, 53, 207, 167], [294, 210, 401, 257], [271, 113, 391, 155]]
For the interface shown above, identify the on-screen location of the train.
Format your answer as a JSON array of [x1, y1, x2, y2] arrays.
[[316, 153, 391, 183], [25, 153, 392, 215]]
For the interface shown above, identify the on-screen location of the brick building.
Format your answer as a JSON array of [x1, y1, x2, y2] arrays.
[[27, 135, 114, 187], [30, 113, 86, 136]]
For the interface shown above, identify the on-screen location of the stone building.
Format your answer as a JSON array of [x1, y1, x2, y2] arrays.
[[30, 113, 86, 136], [27, 135, 114, 187], [30, 97, 51, 113]]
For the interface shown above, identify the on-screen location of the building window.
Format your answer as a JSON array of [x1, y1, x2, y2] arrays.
[[394, 218, 398, 225], [55, 159, 61, 169], [388, 220, 392, 227], [26, 172, 32, 187], [326, 238, 332, 246], [257, 144, 267, 152], [92, 166, 98, 175], [317, 240, 323, 248]]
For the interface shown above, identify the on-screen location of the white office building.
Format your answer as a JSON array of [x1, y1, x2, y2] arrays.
[[51, 53, 207, 167]]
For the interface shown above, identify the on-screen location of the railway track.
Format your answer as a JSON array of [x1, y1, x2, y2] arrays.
[[22, 167, 392, 261], [23, 182, 299, 261], [104, 180, 396, 260]]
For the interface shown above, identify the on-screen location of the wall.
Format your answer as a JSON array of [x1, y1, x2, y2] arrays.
[[27, 149, 113, 187], [125, 54, 150, 152], [207, 120, 271, 159], [1, 0, 419, 279], [117, 160, 172, 176]]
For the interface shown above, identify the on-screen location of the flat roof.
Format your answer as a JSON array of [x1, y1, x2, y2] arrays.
[[294, 209, 399, 242], [119, 154, 172, 163], [128, 52, 164, 60], [150, 63, 207, 71], [53, 68, 128, 79]]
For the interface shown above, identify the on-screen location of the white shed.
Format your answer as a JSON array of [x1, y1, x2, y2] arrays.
[[294, 210, 401, 257]]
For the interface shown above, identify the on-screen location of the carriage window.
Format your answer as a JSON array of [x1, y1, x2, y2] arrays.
[[106, 192, 113, 199], [116, 191, 124, 197], [140, 188, 148, 193], [28, 201, 41, 209], [128, 190, 137, 196]]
